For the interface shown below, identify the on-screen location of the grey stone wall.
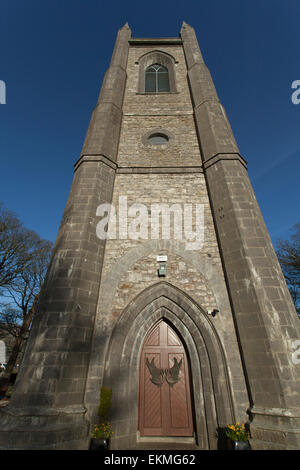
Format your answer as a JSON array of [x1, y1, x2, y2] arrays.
[[181, 21, 300, 449], [1, 22, 298, 451], [0, 23, 132, 450], [83, 35, 250, 448]]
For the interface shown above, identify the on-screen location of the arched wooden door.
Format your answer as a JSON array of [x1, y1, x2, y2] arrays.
[[138, 320, 194, 437]]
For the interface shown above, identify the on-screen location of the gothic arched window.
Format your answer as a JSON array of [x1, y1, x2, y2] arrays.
[[145, 64, 170, 93]]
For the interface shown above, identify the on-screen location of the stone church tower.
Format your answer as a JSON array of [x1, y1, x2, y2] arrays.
[[0, 23, 300, 450]]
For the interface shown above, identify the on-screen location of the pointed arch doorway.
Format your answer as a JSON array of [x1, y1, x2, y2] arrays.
[[138, 319, 194, 437]]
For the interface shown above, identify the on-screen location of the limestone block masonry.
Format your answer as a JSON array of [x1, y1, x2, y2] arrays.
[[0, 22, 299, 450]]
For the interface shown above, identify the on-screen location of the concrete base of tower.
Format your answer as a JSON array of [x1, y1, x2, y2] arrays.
[[0, 404, 90, 449], [249, 406, 300, 450]]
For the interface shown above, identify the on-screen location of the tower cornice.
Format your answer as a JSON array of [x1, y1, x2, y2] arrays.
[[129, 38, 182, 46]]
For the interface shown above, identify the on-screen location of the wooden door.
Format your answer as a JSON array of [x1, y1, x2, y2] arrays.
[[139, 320, 194, 436]]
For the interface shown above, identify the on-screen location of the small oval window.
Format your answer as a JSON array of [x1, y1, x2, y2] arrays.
[[148, 133, 169, 145]]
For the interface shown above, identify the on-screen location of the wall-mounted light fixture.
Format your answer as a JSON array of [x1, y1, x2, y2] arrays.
[[157, 255, 167, 277], [207, 309, 219, 317]]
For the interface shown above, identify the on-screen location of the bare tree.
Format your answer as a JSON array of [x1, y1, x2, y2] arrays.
[[0, 203, 46, 288], [0, 203, 53, 397], [276, 222, 300, 318]]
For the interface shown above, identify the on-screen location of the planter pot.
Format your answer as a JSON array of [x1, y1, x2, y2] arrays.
[[230, 440, 251, 450], [89, 438, 110, 450]]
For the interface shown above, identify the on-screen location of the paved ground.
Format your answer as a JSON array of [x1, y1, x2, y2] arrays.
[[130, 443, 200, 450]]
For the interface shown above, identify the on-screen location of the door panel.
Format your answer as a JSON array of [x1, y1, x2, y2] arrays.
[[144, 352, 162, 430], [168, 353, 189, 430], [139, 320, 193, 437]]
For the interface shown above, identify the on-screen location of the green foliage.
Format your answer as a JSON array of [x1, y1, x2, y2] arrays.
[[225, 423, 250, 442], [91, 422, 113, 439], [90, 387, 113, 440], [98, 386, 112, 422], [5, 384, 13, 398]]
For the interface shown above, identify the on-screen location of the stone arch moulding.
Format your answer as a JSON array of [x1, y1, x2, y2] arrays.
[[136, 49, 178, 65], [97, 239, 231, 321], [136, 50, 178, 93], [102, 281, 235, 450]]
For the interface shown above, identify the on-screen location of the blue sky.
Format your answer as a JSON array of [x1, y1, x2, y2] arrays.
[[0, 0, 299, 247]]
